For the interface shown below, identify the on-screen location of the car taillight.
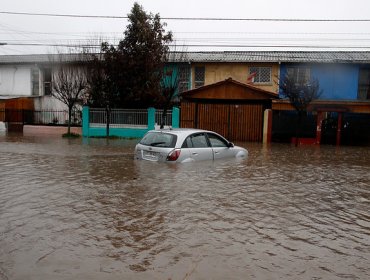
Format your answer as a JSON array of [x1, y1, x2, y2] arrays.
[[167, 149, 181, 161]]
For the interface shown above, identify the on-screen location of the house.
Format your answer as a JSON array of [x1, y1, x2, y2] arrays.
[[175, 51, 370, 144], [0, 53, 87, 128], [0, 51, 283, 107], [1, 51, 370, 144], [171, 51, 280, 94], [273, 52, 370, 145], [0, 53, 87, 110]]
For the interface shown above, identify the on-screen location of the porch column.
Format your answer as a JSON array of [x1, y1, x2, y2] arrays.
[[315, 111, 323, 144], [263, 109, 272, 144], [336, 112, 343, 146]]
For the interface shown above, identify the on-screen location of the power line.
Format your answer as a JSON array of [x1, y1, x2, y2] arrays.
[[0, 11, 125, 19], [6, 37, 370, 43], [174, 44, 370, 49], [2, 11, 370, 22], [4, 42, 370, 49], [2, 29, 370, 37]]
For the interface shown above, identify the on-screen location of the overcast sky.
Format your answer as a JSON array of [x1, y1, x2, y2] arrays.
[[1, 0, 370, 55]]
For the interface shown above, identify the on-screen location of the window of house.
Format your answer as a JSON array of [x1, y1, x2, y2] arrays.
[[43, 68, 52, 96], [357, 68, 370, 100], [31, 68, 40, 96], [194, 66, 205, 88], [287, 67, 311, 85], [249, 67, 272, 84], [178, 66, 190, 93]]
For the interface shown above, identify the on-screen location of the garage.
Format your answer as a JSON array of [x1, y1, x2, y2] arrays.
[[180, 78, 278, 142]]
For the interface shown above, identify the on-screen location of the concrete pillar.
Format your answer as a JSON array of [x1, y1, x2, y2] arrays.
[[0, 121, 6, 131], [147, 107, 155, 130], [82, 106, 90, 137], [172, 107, 180, 128], [263, 109, 272, 144]]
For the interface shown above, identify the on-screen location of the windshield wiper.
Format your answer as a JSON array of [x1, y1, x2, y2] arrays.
[[150, 142, 166, 146]]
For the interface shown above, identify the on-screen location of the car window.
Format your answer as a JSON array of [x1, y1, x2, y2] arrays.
[[181, 137, 192, 148], [182, 133, 209, 148], [139, 132, 177, 148], [207, 133, 228, 147]]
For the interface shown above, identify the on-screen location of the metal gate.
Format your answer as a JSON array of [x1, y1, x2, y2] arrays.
[[181, 102, 264, 142]]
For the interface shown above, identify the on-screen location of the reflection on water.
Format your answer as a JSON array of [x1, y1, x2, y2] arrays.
[[0, 134, 369, 280]]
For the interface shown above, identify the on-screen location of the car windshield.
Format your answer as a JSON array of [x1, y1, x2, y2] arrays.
[[139, 132, 177, 148]]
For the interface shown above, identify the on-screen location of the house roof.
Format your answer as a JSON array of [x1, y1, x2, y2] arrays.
[[182, 78, 278, 101], [1, 51, 370, 65], [0, 53, 91, 64], [180, 51, 370, 64]]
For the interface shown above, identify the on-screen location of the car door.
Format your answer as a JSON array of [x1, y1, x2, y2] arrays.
[[206, 132, 234, 160], [182, 133, 213, 161]]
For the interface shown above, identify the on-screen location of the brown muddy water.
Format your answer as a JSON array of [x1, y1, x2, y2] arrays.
[[0, 133, 369, 280]]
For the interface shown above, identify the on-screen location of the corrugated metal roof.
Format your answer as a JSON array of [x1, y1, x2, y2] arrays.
[[1, 51, 370, 64], [183, 51, 370, 63], [0, 53, 89, 64]]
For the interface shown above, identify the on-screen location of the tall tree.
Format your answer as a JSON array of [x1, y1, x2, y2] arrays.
[[280, 72, 322, 145], [86, 3, 172, 135], [102, 2, 173, 108], [86, 50, 119, 137]]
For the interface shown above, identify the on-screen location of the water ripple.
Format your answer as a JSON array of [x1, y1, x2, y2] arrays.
[[0, 136, 369, 279]]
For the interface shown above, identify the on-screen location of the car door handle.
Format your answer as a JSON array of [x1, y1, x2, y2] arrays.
[[192, 152, 198, 155]]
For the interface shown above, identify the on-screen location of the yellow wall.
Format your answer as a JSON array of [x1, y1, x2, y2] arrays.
[[192, 63, 280, 93]]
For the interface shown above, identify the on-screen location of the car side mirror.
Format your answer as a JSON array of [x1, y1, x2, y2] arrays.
[[228, 142, 234, 148]]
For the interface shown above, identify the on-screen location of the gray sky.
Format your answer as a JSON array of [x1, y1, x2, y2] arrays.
[[1, 0, 370, 55]]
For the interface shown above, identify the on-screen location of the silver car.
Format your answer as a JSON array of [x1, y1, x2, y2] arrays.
[[134, 129, 248, 163]]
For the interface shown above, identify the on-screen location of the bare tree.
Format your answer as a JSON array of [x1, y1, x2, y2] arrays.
[[280, 73, 322, 145], [159, 68, 179, 129], [52, 61, 88, 135]]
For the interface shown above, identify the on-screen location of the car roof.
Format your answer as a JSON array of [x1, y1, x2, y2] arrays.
[[148, 128, 210, 135]]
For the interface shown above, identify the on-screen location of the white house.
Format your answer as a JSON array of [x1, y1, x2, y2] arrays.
[[0, 53, 86, 111]]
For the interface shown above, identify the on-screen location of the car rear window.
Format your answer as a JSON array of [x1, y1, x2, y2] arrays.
[[139, 132, 177, 148]]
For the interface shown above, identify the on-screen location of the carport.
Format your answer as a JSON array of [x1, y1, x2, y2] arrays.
[[180, 78, 278, 142]]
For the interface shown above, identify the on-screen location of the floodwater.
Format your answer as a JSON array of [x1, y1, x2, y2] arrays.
[[0, 133, 369, 280]]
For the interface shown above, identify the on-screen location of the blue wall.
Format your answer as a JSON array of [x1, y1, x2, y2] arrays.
[[280, 63, 360, 100]]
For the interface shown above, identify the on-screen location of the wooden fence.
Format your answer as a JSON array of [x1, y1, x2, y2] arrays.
[[181, 102, 264, 142], [0, 97, 35, 127], [0, 104, 4, 121]]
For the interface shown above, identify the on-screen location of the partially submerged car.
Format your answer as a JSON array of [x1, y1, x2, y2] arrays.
[[135, 128, 248, 163]]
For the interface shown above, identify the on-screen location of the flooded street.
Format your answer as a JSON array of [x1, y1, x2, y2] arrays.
[[0, 133, 369, 280]]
